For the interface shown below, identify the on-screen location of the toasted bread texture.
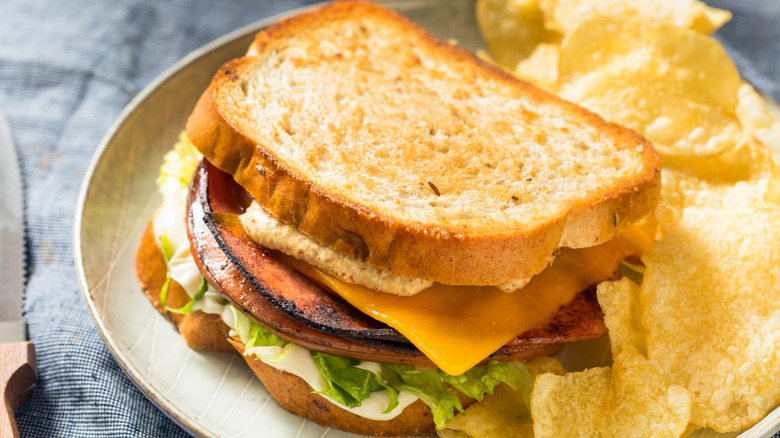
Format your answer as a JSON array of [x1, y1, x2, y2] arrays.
[[187, 0, 661, 285], [229, 337, 475, 436], [135, 215, 234, 353]]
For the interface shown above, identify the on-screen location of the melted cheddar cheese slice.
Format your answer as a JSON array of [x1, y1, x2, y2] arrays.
[[284, 227, 650, 375]]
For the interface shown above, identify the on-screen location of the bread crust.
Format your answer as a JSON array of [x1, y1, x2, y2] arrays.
[[230, 337, 474, 436], [187, 0, 662, 286], [135, 215, 234, 353]]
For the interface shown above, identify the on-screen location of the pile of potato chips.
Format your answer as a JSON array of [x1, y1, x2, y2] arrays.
[[441, 0, 780, 436]]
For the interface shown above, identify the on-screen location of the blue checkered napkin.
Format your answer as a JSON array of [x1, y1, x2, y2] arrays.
[[0, 0, 777, 437], [0, 1, 317, 437]]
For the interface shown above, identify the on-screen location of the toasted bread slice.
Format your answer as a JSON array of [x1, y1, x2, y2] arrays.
[[186, 0, 661, 286]]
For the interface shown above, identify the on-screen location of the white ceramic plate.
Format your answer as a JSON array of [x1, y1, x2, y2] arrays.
[[75, 1, 780, 437]]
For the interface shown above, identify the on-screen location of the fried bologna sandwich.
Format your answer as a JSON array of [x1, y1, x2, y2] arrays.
[[135, 1, 661, 435]]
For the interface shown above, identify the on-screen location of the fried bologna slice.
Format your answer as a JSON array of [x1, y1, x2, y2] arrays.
[[135, 214, 234, 353], [187, 0, 661, 286]]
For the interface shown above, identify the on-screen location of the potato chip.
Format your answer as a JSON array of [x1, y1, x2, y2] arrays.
[[737, 83, 780, 163], [513, 43, 559, 91], [538, 0, 731, 34], [653, 135, 775, 234], [438, 357, 565, 438], [557, 17, 742, 157], [641, 185, 780, 431], [531, 346, 692, 438], [665, 136, 773, 183], [476, 0, 561, 70], [524, 355, 566, 376], [597, 278, 647, 358], [767, 161, 780, 207], [437, 429, 470, 438]]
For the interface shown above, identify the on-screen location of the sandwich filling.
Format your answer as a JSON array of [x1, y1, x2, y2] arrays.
[[273, 224, 647, 375], [240, 201, 434, 295], [237, 188, 650, 375], [152, 134, 538, 427]]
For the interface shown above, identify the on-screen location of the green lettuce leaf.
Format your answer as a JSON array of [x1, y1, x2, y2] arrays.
[[311, 351, 399, 413], [158, 234, 175, 310], [245, 321, 281, 348], [382, 364, 463, 428], [440, 360, 534, 410], [234, 318, 534, 428], [159, 233, 176, 262], [157, 233, 206, 315], [165, 277, 208, 315], [382, 361, 535, 429]]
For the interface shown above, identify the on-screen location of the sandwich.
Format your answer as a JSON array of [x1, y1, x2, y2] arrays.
[[135, 1, 662, 435]]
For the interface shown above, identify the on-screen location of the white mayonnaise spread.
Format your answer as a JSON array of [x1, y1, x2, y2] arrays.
[[239, 201, 434, 295], [239, 201, 535, 294]]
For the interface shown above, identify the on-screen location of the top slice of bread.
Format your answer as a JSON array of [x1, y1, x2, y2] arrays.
[[186, 0, 661, 286]]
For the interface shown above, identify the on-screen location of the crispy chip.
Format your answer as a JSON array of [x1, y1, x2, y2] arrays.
[[737, 83, 780, 163], [438, 357, 565, 438], [642, 185, 780, 431], [539, 0, 731, 34], [557, 17, 742, 157], [476, 0, 561, 70], [654, 136, 775, 233], [767, 161, 780, 207], [663, 136, 771, 183], [531, 346, 692, 438], [524, 356, 566, 376], [597, 278, 647, 358], [513, 43, 559, 91], [475, 2, 779, 434]]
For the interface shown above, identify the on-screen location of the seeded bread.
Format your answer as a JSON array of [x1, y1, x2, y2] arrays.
[[186, 0, 661, 286]]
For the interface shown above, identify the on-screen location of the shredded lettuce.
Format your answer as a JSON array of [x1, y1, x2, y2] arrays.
[[311, 352, 399, 413], [441, 360, 534, 409], [245, 320, 281, 348], [382, 364, 463, 428], [165, 278, 208, 315], [158, 233, 207, 314], [381, 361, 534, 429], [158, 234, 175, 310], [157, 132, 202, 189], [235, 316, 535, 429]]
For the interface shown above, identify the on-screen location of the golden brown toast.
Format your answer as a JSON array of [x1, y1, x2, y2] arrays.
[[187, 0, 661, 286]]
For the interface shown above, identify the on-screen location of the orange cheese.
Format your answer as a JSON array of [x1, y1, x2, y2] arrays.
[[285, 227, 649, 375]]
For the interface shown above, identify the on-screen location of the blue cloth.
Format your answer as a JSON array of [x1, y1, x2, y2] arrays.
[[0, 0, 777, 436]]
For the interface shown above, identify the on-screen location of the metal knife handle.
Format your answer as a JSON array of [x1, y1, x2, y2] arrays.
[[0, 342, 36, 438]]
